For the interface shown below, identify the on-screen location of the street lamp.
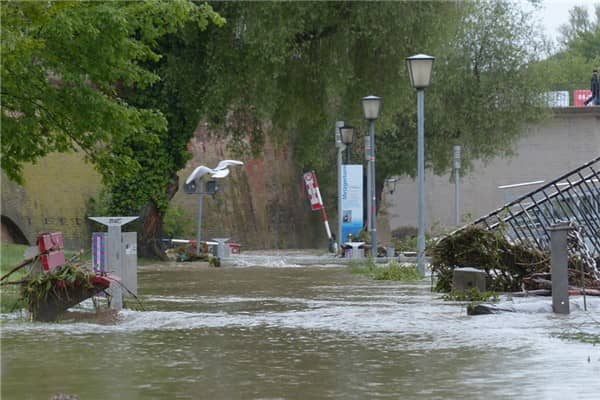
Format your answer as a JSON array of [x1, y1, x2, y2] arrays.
[[406, 53, 435, 275], [340, 124, 354, 163], [361, 95, 382, 257], [184, 160, 244, 255]]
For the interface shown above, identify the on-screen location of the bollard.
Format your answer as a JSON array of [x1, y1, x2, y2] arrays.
[[213, 238, 231, 259], [549, 222, 572, 315], [452, 267, 486, 292]]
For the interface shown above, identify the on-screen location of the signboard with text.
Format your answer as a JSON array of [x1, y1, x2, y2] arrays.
[[341, 164, 363, 242]]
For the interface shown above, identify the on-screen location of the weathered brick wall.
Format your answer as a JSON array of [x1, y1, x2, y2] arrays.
[[172, 126, 325, 249]]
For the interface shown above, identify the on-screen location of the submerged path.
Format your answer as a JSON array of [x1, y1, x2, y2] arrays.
[[1, 260, 599, 399]]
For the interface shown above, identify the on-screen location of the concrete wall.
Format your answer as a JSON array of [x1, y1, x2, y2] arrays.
[[386, 107, 600, 234], [1, 152, 102, 248]]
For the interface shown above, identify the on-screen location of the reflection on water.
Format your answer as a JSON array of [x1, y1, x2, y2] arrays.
[[2, 263, 599, 399]]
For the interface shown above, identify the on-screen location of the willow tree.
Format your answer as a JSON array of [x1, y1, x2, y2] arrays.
[[103, 1, 550, 256]]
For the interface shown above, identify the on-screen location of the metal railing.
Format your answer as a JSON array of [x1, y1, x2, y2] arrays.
[[470, 156, 600, 256]]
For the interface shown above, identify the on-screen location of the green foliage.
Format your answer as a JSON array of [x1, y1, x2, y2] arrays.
[[537, 3, 600, 98], [431, 225, 549, 292], [0, 0, 220, 185], [1, 243, 29, 276], [443, 288, 499, 302], [162, 205, 195, 238], [349, 259, 423, 282], [20, 263, 96, 316], [557, 331, 600, 345], [373, 263, 422, 281]]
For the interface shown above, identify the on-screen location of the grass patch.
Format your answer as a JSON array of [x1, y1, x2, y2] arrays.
[[1, 243, 29, 275], [442, 288, 499, 302], [349, 259, 423, 282], [557, 332, 600, 345]]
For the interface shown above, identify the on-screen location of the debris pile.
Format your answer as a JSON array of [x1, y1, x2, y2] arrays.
[[431, 226, 600, 294]]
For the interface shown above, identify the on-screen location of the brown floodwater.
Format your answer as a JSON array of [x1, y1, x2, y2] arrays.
[[1, 257, 599, 399]]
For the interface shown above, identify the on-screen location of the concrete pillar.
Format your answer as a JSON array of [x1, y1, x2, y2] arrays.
[[452, 267, 486, 292], [549, 222, 572, 315]]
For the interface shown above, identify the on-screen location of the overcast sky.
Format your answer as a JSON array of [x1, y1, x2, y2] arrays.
[[532, 0, 598, 42]]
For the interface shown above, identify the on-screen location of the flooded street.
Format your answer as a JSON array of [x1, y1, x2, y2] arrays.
[[2, 259, 599, 399]]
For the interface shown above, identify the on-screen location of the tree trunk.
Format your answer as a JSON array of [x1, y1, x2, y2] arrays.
[[137, 174, 179, 260]]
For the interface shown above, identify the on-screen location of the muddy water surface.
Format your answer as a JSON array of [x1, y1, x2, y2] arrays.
[[1, 261, 599, 399]]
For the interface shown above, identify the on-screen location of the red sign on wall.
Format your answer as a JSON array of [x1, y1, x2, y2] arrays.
[[573, 89, 592, 107]]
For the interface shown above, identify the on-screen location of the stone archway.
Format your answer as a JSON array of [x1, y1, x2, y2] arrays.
[[1, 215, 29, 245]]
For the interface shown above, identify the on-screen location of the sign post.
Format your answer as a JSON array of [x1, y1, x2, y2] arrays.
[[303, 171, 332, 241]]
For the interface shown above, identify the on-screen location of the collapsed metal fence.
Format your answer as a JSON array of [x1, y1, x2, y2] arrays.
[[470, 156, 600, 257]]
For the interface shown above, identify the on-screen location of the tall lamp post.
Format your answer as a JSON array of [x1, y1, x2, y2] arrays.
[[361, 95, 382, 257], [340, 124, 354, 164], [407, 54, 435, 275], [335, 120, 345, 251]]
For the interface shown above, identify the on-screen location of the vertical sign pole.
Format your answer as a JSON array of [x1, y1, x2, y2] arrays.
[[107, 224, 123, 310], [454, 145, 461, 227], [196, 182, 204, 256]]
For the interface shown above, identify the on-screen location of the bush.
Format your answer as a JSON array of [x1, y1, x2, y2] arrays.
[[373, 263, 422, 281], [349, 259, 423, 282]]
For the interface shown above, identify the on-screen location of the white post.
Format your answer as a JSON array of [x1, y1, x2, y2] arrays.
[[454, 145, 461, 226], [196, 185, 204, 256]]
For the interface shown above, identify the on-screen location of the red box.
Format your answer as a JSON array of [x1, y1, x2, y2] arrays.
[[38, 232, 64, 252], [573, 89, 592, 107], [41, 250, 66, 271], [228, 243, 241, 254]]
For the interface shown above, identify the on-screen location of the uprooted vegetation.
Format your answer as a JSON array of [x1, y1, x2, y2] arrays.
[[431, 226, 600, 293]]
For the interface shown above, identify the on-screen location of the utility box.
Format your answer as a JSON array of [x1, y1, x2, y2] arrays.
[[92, 231, 138, 296], [89, 216, 138, 310]]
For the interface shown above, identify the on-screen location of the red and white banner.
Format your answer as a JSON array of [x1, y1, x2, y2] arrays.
[[303, 171, 323, 211], [302, 171, 332, 240]]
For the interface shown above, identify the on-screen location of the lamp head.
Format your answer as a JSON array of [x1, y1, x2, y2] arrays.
[[340, 124, 354, 145], [361, 95, 382, 120], [406, 54, 435, 89]]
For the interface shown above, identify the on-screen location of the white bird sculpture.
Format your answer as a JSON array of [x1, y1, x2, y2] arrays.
[[185, 159, 244, 184], [214, 159, 244, 171]]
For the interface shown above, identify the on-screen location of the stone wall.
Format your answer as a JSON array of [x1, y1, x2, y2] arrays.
[[171, 126, 325, 249]]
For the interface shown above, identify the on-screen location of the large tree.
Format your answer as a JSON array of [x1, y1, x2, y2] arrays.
[[1, 0, 223, 184], [86, 1, 552, 256]]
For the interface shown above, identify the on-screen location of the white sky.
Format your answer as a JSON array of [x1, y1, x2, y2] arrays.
[[530, 0, 598, 42]]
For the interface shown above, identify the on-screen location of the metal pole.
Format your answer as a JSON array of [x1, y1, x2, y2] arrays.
[[417, 89, 425, 275], [550, 222, 571, 314], [107, 225, 123, 310], [369, 119, 377, 256], [336, 121, 344, 250], [196, 182, 204, 256], [454, 145, 461, 226]]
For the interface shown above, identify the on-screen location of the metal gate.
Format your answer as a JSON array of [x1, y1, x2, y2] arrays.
[[470, 156, 600, 256]]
